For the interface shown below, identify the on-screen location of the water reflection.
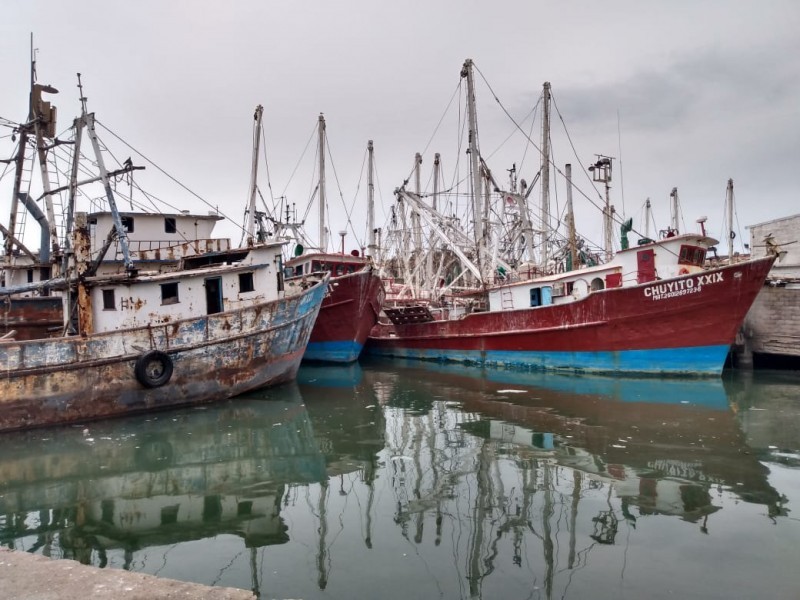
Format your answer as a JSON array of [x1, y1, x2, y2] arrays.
[[0, 360, 797, 599]]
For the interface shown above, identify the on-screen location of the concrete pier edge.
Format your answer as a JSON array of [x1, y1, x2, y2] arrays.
[[0, 547, 256, 599]]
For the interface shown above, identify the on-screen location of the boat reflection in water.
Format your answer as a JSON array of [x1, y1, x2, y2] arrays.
[[0, 387, 327, 595], [0, 360, 797, 599]]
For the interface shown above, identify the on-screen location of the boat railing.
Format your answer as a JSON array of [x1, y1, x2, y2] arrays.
[[101, 238, 232, 261]]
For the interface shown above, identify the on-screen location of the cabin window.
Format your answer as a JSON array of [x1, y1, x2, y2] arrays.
[[312, 261, 321, 272], [121, 216, 135, 233], [695, 248, 707, 264], [164, 217, 177, 233], [27, 269, 34, 283], [277, 256, 284, 292], [102, 289, 116, 310], [590, 277, 605, 291], [161, 282, 179, 305], [678, 245, 707, 266], [294, 265, 303, 277], [530, 288, 541, 307], [160, 505, 179, 526], [239, 272, 255, 293]]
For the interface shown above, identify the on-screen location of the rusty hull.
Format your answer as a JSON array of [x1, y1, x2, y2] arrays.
[[0, 277, 327, 432], [0, 296, 63, 341]]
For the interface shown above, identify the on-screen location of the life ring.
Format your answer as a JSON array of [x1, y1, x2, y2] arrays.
[[679, 267, 689, 275], [134, 350, 173, 388]]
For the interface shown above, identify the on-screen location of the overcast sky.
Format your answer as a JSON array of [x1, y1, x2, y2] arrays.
[[2, 1, 799, 256]]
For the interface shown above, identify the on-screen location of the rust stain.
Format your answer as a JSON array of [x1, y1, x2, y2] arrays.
[[0, 274, 329, 433]]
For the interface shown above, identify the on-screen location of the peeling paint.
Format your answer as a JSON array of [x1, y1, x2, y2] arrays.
[[0, 275, 328, 432]]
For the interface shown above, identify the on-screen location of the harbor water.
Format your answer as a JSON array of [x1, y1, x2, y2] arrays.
[[1, 358, 798, 600]]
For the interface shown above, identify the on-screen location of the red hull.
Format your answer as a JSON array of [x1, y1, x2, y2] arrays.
[[366, 256, 775, 375], [303, 266, 384, 363]]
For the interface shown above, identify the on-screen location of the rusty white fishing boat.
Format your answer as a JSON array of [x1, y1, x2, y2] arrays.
[[0, 64, 328, 432]]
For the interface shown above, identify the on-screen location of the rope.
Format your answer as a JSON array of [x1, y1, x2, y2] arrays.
[[279, 120, 317, 209]]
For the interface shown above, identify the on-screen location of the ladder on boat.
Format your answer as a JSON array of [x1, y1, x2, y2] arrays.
[[501, 287, 514, 310]]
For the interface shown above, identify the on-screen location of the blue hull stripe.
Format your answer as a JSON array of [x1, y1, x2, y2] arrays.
[[366, 344, 731, 376], [303, 340, 364, 364]]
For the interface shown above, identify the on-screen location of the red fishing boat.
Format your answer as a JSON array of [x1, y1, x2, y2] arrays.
[[365, 59, 777, 376], [286, 251, 384, 363], [268, 119, 384, 363], [367, 232, 776, 376]]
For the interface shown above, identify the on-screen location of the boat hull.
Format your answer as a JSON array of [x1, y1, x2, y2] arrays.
[[0, 296, 63, 341], [0, 278, 327, 432], [303, 267, 384, 363], [366, 257, 775, 376]]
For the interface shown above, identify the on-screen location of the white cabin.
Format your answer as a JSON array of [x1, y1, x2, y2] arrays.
[[88, 243, 286, 332], [89, 211, 230, 275], [487, 233, 717, 312]]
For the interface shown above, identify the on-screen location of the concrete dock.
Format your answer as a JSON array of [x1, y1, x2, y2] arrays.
[[0, 548, 256, 599]]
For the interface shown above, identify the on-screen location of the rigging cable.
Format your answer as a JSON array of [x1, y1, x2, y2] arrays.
[[96, 120, 244, 235]]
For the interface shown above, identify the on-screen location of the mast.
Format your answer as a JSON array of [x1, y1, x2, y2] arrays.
[[246, 105, 264, 246], [5, 126, 30, 264], [540, 82, 551, 268], [726, 178, 734, 260], [31, 83, 61, 265], [413, 152, 423, 294], [318, 114, 328, 252], [589, 155, 613, 261], [366, 140, 376, 257], [399, 193, 411, 288], [604, 167, 613, 260], [62, 103, 84, 275], [4, 40, 37, 266], [461, 58, 485, 283], [565, 164, 578, 271], [427, 152, 441, 291], [413, 152, 423, 252], [644, 197, 651, 240], [78, 74, 133, 272], [670, 187, 679, 234], [432, 153, 440, 212]]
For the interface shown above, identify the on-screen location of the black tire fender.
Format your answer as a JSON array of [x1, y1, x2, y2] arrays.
[[134, 350, 174, 388]]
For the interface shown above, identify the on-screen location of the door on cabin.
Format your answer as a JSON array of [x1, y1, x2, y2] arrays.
[[205, 277, 223, 314], [637, 249, 656, 283]]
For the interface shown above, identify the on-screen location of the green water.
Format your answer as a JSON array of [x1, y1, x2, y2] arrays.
[[1, 359, 798, 599]]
